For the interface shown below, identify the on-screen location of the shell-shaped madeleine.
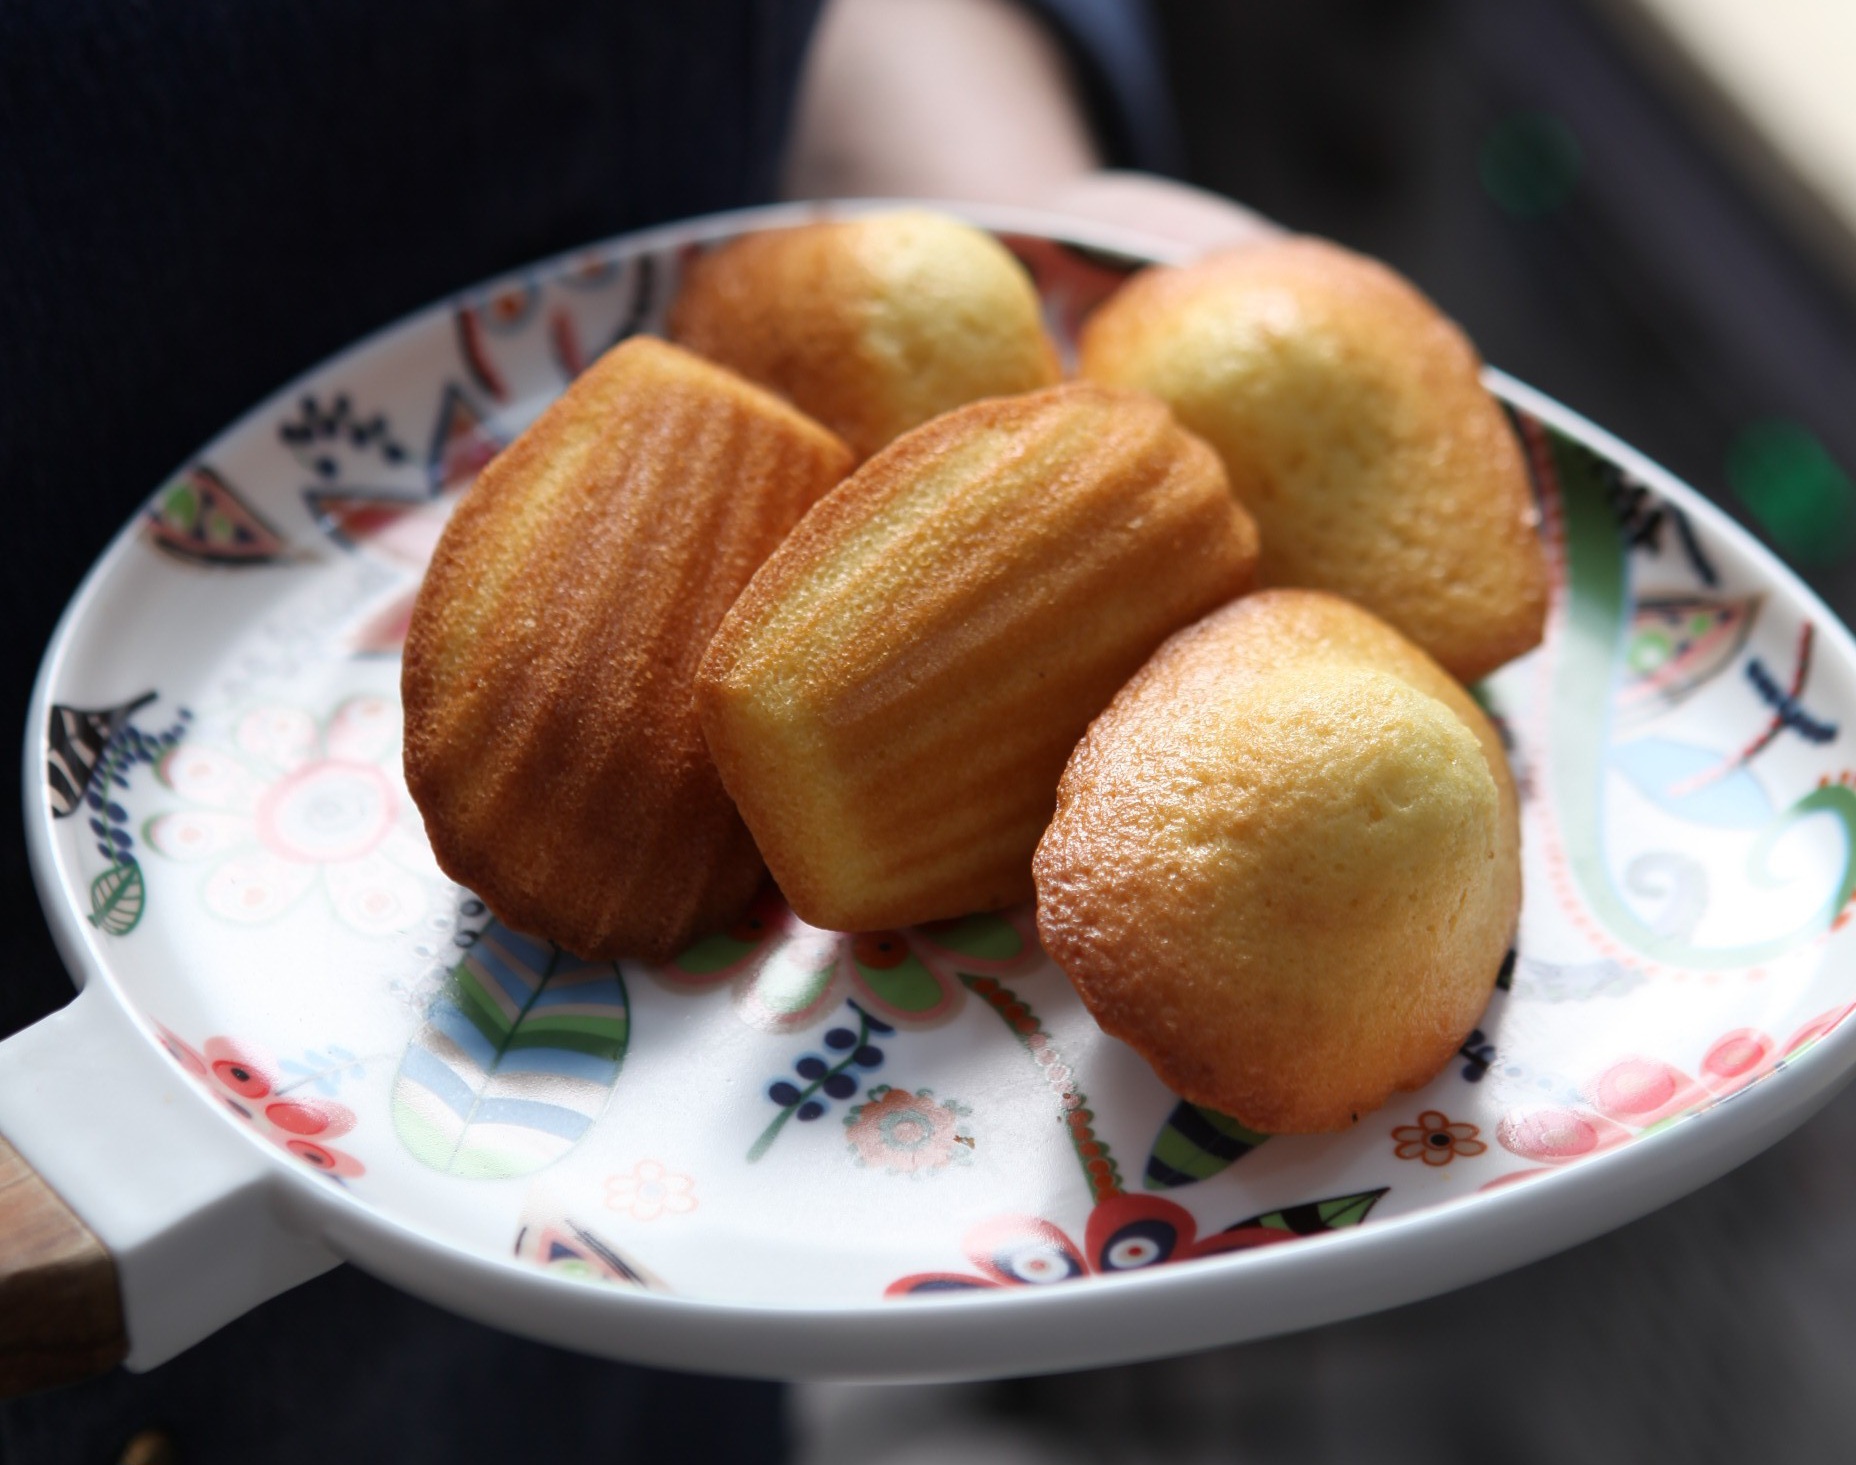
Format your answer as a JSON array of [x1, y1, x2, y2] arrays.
[[696, 382, 1260, 932], [669, 210, 1061, 461], [402, 336, 853, 961], [1035, 589, 1521, 1133], [1079, 236, 1547, 684]]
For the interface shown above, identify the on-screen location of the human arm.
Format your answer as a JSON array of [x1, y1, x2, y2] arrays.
[[782, 0, 1279, 254]]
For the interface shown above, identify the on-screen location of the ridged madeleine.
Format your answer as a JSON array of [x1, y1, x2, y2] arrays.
[[1035, 589, 1521, 1133], [1079, 236, 1547, 684], [402, 336, 853, 961], [696, 381, 1260, 932], [669, 210, 1062, 460]]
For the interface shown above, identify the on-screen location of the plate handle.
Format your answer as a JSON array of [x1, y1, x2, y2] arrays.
[[0, 1130, 126, 1395], [0, 984, 339, 1395]]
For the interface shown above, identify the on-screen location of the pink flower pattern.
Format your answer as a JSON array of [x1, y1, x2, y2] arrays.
[[155, 1024, 364, 1179], [1497, 1003, 1856, 1168], [145, 696, 439, 935], [604, 1160, 698, 1221], [845, 1087, 973, 1175]]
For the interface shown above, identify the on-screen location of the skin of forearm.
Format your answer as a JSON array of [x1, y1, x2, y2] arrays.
[[782, 0, 1278, 252]]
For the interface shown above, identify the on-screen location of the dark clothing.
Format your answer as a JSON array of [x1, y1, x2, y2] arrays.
[[0, 3, 1171, 1459], [0, 1266, 788, 1465]]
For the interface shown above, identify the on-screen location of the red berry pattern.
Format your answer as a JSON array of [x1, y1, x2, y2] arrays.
[[155, 1023, 365, 1180]]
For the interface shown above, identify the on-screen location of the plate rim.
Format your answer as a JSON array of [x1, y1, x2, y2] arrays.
[[22, 200, 1856, 1380]]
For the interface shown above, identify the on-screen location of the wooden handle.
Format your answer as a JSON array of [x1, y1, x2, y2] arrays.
[[0, 1130, 127, 1396]]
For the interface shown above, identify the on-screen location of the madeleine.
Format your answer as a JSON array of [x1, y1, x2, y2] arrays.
[[402, 336, 852, 961], [1035, 589, 1521, 1133], [670, 210, 1061, 460], [1080, 237, 1547, 683], [697, 382, 1259, 931]]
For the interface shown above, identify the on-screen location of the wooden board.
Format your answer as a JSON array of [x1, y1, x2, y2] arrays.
[[0, 1131, 127, 1396]]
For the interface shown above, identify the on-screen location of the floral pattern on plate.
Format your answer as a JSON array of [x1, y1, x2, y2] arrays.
[[658, 893, 1039, 1032], [845, 1086, 975, 1177], [155, 1026, 365, 1180], [144, 694, 439, 935], [887, 1189, 1388, 1295]]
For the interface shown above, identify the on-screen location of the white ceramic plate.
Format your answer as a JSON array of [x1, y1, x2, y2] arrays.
[[11, 202, 1856, 1382]]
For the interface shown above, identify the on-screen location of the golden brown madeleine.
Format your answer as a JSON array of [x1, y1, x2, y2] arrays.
[[1079, 236, 1547, 684], [402, 336, 853, 962], [697, 382, 1260, 932], [1035, 589, 1521, 1134], [669, 210, 1062, 461]]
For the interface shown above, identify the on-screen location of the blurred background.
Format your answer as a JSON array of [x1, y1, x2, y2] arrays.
[[1151, 0, 1855, 631], [801, 0, 1856, 1460]]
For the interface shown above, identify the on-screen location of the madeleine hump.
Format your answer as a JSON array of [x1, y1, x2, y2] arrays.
[[1034, 589, 1522, 1134], [696, 381, 1260, 933], [402, 336, 852, 962], [670, 209, 1061, 461], [1080, 236, 1547, 684]]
